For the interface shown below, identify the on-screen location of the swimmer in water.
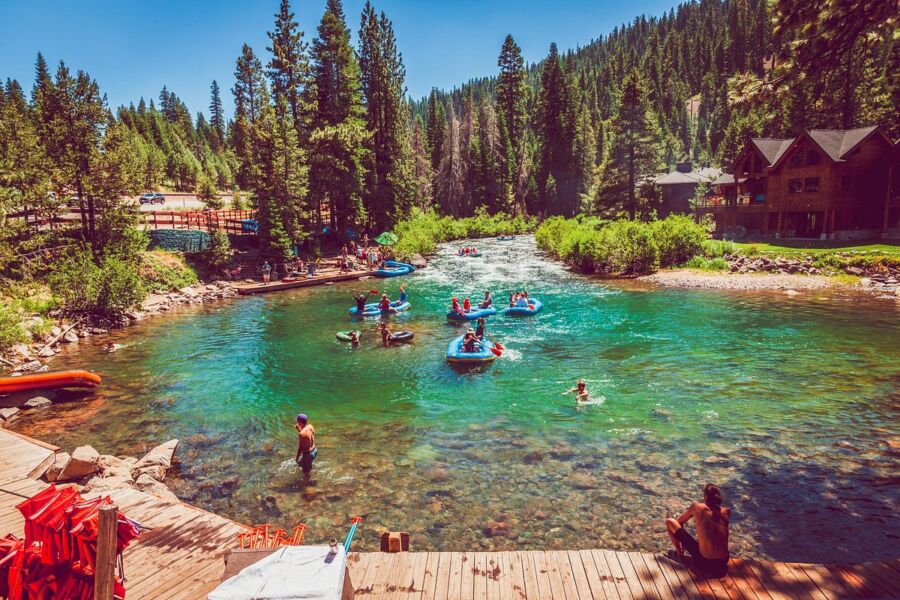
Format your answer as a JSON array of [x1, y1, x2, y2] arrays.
[[562, 379, 590, 402]]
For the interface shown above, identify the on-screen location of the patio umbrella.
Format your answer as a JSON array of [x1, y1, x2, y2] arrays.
[[374, 231, 398, 246]]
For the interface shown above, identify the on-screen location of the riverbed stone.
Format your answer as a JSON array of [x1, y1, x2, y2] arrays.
[[83, 475, 134, 493], [57, 446, 100, 481], [23, 396, 52, 409], [61, 330, 80, 343], [0, 407, 20, 421], [134, 474, 179, 501], [19, 360, 43, 373], [131, 439, 179, 481], [11, 344, 31, 360], [99, 455, 135, 481]]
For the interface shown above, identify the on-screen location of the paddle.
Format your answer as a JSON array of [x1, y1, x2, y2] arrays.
[[484, 332, 504, 356]]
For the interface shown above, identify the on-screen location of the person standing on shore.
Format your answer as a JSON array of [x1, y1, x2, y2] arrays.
[[295, 414, 317, 483], [261, 261, 271, 284]]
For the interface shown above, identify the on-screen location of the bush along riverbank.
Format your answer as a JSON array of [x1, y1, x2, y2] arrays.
[[393, 207, 537, 259]]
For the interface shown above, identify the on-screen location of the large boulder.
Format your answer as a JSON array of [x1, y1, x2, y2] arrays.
[[134, 474, 179, 502], [99, 455, 135, 481], [131, 439, 179, 481], [83, 475, 135, 494], [45, 452, 72, 482], [23, 396, 52, 409], [0, 407, 20, 421], [56, 446, 100, 481]]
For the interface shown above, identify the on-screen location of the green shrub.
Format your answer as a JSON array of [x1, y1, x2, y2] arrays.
[[203, 230, 234, 273], [50, 249, 147, 321], [702, 239, 734, 258], [142, 251, 199, 291], [393, 207, 537, 259], [743, 244, 761, 256], [0, 303, 26, 353], [601, 220, 659, 275], [684, 256, 729, 270], [652, 215, 707, 267]]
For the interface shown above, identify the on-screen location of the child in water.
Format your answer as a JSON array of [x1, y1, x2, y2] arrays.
[[562, 380, 590, 402]]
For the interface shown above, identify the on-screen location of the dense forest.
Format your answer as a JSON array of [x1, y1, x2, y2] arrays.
[[1, 0, 896, 259]]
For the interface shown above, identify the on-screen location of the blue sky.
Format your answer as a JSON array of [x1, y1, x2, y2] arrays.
[[0, 0, 676, 118]]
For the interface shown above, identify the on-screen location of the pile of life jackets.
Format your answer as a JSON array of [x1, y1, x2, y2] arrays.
[[0, 484, 142, 600]]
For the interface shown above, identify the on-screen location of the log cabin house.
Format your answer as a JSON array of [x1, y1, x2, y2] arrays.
[[696, 126, 899, 239]]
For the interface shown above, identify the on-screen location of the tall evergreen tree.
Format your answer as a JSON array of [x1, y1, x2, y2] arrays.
[[426, 89, 446, 173], [435, 104, 464, 216], [308, 0, 369, 234], [535, 43, 578, 216], [232, 44, 270, 190], [208, 80, 225, 150], [495, 35, 527, 209], [410, 115, 433, 208], [266, 0, 310, 136], [594, 69, 662, 220]]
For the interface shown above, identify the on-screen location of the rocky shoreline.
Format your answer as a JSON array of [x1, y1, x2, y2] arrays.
[[1, 280, 239, 377], [640, 253, 900, 298]]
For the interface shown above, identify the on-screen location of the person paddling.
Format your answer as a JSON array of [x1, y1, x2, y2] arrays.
[[562, 379, 590, 402], [462, 328, 479, 352], [479, 291, 492, 309], [475, 317, 487, 341], [295, 414, 317, 484], [665, 484, 731, 578], [351, 289, 370, 313]]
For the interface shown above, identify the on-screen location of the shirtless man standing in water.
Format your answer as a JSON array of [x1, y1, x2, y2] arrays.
[[665, 484, 731, 578]]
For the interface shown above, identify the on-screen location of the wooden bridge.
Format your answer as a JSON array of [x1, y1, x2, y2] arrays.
[[0, 428, 897, 599]]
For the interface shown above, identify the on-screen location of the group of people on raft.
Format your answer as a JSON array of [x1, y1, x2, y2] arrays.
[[345, 285, 409, 346], [457, 246, 479, 256]]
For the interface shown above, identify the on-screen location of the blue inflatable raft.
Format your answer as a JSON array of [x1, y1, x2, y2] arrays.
[[349, 300, 411, 317], [503, 299, 543, 317], [375, 260, 416, 278], [446, 334, 497, 365], [446, 306, 498, 321], [496, 236, 516, 241]]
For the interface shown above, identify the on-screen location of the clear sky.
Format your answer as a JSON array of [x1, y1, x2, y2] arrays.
[[0, 0, 677, 118]]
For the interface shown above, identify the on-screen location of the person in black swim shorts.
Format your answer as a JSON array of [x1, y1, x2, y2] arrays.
[[665, 484, 731, 578]]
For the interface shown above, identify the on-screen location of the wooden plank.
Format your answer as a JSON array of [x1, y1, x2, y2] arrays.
[[349, 552, 374, 592], [460, 552, 476, 600], [626, 552, 663, 600], [651, 554, 701, 600], [740, 560, 800, 600], [446, 552, 464, 600], [484, 553, 502, 600], [594, 549, 631, 599], [519, 552, 542, 600], [728, 559, 772, 600], [664, 555, 720, 600], [472, 552, 488, 600], [825, 564, 879, 598], [356, 552, 391, 597], [387, 552, 423, 600], [581, 549, 619, 600], [540, 551, 567, 600], [530, 551, 557, 600], [566, 550, 595, 600], [849, 562, 900, 596], [506, 551, 528, 600], [608, 550, 646, 599], [421, 553, 442, 600], [794, 563, 857, 599]]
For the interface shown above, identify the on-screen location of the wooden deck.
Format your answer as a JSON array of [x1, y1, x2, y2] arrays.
[[235, 269, 379, 295], [2, 429, 898, 599], [0, 428, 249, 600], [347, 551, 900, 600]]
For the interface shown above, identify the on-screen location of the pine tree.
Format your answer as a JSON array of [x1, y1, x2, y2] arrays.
[[426, 90, 445, 173], [475, 100, 505, 212], [535, 43, 578, 216], [308, 0, 369, 234], [435, 104, 464, 216], [595, 69, 662, 220], [410, 115, 433, 208], [495, 35, 527, 209], [267, 0, 311, 136], [358, 2, 413, 230], [208, 80, 225, 150], [232, 44, 270, 190]]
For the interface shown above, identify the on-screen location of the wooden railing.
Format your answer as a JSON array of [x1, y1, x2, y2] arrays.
[[143, 209, 257, 235]]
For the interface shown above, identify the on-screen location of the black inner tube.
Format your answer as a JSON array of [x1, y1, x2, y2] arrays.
[[389, 331, 414, 342]]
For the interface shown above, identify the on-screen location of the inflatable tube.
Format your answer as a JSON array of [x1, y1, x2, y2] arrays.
[[348, 300, 411, 317], [389, 331, 414, 343], [336, 330, 361, 342], [446, 334, 497, 365], [467, 252, 482, 257], [0, 370, 101, 394], [496, 236, 516, 241], [446, 306, 498, 321], [503, 299, 543, 317], [374, 260, 416, 278]]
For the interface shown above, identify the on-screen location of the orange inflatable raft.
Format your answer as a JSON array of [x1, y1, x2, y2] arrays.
[[0, 370, 102, 394]]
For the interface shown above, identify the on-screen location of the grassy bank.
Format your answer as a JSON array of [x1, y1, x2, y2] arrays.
[[393, 208, 537, 259]]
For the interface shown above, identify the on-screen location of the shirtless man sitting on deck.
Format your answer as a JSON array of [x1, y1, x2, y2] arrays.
[[665, 484, 731, 578]]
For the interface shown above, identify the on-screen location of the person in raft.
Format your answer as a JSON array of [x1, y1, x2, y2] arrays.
[[462, 297, 472, 312], [261, 261, 272, 284], [665, 484, 731, 578], [295, 414, 317, 483], [475, 317, 487, 340], [349, 331, 360, 345], [351, 289, 371, 313], [450, 297, 463, 315], [378, 293, 396, 313], [479, 291, 492, 308], [378, 322, 393, 346], [399, 284, 408, 304], [562, 379, 590, 402], [462, 328, 479, 352]]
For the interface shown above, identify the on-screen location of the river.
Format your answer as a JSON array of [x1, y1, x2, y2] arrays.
[[12, 236, 900, 562]]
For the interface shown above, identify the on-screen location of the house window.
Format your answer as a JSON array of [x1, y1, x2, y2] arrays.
[[806, 150, 821, 165], [840, 176, 851, 192], [788, 151, 803, 168], [788, 179, 802, 193], [804, 177, 820, 193]]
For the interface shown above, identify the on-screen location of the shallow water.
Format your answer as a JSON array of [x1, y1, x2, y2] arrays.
[[12, 236, 900, 562]]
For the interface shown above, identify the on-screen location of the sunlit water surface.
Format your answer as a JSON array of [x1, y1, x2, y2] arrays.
[[13, 237, 900, 561]]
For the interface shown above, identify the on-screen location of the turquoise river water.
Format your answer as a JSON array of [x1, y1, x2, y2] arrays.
[[12, 236, 900, 562]]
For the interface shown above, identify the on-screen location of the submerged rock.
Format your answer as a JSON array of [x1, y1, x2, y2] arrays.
[[131, 439, 179, 481], [134, 474, 179, 502], [23, 396, 52, 409]]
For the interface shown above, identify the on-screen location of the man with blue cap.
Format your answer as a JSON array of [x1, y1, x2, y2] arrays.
[[295, 413, 317, 483]]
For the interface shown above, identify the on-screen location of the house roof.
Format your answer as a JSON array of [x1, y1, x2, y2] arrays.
[[712, 173, 735, 185], [654, 167, 722, 186], [807, 126, 880, 161], [750, 138, 795, 166]]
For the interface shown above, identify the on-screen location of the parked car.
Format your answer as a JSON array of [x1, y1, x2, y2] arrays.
[[139, 192, 166, 205], [65, 196, 82, 207]]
